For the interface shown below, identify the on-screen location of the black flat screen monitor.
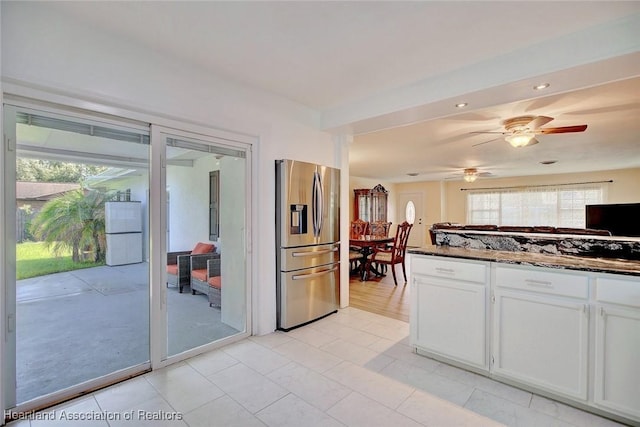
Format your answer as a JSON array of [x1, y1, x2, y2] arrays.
[[586, 203, 640, 237]]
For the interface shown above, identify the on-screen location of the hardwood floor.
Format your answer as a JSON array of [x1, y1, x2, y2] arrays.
[[348, 268, 410, 323]]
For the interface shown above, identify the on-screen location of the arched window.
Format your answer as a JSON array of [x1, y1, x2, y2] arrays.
[[405, 200, 416, 224]]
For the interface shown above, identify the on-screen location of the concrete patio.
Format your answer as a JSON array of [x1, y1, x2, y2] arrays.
[[16, 262, 239, 403]]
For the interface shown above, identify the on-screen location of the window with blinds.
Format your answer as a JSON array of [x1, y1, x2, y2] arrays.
[[466, 184, 604, 227]]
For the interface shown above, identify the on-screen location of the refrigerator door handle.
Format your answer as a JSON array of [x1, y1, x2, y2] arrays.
[[292, 247, 338, 257], [312, 171, 323, 237], [292, 266, 337, 280]]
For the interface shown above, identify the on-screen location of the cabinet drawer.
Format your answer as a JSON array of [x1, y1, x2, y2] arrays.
[[412, 256, 487, 283], [595, 276, 640, 308], [495, 266, 588, 299]]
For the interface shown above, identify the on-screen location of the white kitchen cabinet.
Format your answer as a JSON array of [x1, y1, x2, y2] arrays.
[[410, 252, 640, 424], [492, 266, 589, 401], [492, 289, 589, 400], [411, 257, 489, 370], [593, 276, 640, 420]]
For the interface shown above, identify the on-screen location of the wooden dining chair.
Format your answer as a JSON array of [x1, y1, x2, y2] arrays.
[[366, 221, 413, 286], [350, 219, 369, 238], [370, 221, 392, 237], [349, 219, 370, 274]]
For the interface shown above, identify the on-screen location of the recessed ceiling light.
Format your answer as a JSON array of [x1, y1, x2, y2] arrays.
[[533, 83, 550, 90], [540, 160, 557, 165], [455, 102, 468, 108], [407, 172, 419, 177]]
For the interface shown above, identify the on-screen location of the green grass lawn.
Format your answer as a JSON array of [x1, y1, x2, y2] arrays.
[[17, 242, 103, 280]]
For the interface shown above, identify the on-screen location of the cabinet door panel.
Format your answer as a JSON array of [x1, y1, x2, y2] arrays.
[[493, 290, 588, 400], [594, 304, 640, 420], [413, 275, 486, 368]]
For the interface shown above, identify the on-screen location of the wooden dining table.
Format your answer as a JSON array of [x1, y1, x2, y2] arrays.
[[349, 236, 394, 281]]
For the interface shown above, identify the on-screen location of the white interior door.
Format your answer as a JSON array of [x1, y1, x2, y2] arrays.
[[397, 192, 424, 247]]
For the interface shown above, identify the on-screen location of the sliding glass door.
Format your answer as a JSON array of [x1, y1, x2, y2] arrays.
[[3, 104, 152, 408], [2, 104, 252, 413], [155, 128, 249, 360]]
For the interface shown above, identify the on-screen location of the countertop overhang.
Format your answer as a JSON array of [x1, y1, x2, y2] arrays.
[[409, 245, 640, 277]]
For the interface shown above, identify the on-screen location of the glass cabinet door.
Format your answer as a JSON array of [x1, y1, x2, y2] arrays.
[[354, 185, 388, 222]]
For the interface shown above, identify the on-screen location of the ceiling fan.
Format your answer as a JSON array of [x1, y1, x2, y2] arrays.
[[471, 115, 587, 148], [445, 167, 493, 182]]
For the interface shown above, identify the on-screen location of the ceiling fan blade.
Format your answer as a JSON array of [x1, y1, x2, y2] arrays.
[[469, 131, 506, 135], [472, 137, 501, 147], [538, 125, 587, 134], [528, 116, 554, 129]]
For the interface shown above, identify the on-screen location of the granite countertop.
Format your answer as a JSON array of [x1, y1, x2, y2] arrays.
[[408, 245, 640, 277]]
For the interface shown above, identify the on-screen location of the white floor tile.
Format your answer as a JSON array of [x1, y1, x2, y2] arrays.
[[286, 325, 339, 347], [145, 363, 225, 414], [221, 340, 291, 375], [398, 390, 505, 427], [266, 362, 351, 411], [330, 309, 375, 329], [31, 396, 109, 427], [320, 338, 394, 371], [272, 339, 341, 373], [529, 395, 628, 427], [256, 393, 344, 427], [324, 361, 415, 410], [464, 389, 576, 427], [310, 319, 382, 347], [248, 331, 293, 349], [434, 363, 532, 407], [380, 360, 474, 406], [186, 348, 239, 377], [360, 321, 410, 342], [108, 395, 187, 427], [327, 391, 422, 427], [183, 395, 266, 427], [94, 376, 161, 413], [382, 343, 442, 372], [207, 363, 288, 413]]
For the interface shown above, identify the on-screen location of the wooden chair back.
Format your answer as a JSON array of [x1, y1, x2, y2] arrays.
[[350, 219, 369, 238], [390, 221, 413, 264], [370, 221, 392, 237]]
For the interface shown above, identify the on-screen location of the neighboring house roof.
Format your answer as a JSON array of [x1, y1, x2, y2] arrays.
[[16, 181, 81, 201]]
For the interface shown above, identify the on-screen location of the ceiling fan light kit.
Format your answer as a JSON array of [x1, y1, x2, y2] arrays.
[[505, 132, 535, 148], [463, 168, 478, 182]]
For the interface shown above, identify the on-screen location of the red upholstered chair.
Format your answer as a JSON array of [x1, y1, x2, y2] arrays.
[[191, 258, 222, 307], [166, 242, 215, 293]]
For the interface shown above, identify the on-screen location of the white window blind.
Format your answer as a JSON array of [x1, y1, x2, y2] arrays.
[[466, 184, 604, 227]]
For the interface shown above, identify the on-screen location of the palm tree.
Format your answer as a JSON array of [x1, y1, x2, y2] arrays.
[[30, 189, 112, 262]]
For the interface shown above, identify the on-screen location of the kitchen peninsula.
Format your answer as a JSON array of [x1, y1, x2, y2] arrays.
[[408, 229, 640, 425]]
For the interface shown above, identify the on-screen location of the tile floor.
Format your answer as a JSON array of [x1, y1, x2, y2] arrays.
[[7, 307, 629, 427]]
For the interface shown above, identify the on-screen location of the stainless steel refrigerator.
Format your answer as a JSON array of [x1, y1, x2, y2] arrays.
[[276, 159, 340, 331]]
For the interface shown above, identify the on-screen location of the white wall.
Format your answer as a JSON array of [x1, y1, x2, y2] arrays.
[[167, 158, 218, 252], [1, 2, 343, 335]]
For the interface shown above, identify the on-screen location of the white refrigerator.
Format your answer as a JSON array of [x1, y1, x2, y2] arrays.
[[105, 201, 143, 266]]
